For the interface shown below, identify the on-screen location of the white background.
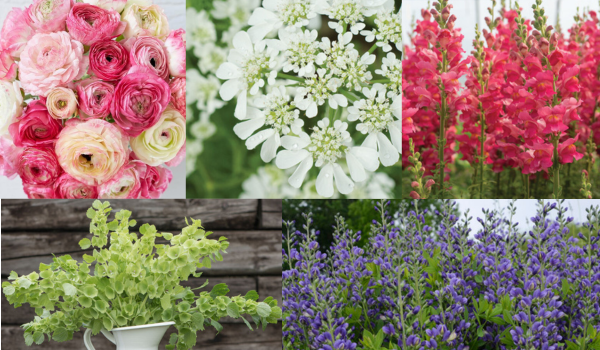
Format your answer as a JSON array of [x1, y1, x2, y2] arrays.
[[0, 0, 186, 199], [403, 0, 600, 55]]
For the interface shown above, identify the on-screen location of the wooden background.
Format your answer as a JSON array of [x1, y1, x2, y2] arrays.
[[0, 199, 282, 350]]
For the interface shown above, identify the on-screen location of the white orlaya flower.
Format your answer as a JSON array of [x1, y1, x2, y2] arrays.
[[186, 69, 225, 114], [234, 86, 304, 162], [348, 84, 400, 166], [317, 33, 374, 91], [195, 42, 228, 74], [360, 10, 401, 52], [294, 68, 347, 118], [212, 0, 260, 28], [275, 119, 379, 197], [347, 172, 395, 199], [239, 165, 301, 199], [191, 115, 216, 141], [247, 0, 319, 42], [375, 52, 401, 97], [187, 8, 216, 49], [267, 29, 320, 77], [216, 31, 279, 119], [319, 0, 388, 34]]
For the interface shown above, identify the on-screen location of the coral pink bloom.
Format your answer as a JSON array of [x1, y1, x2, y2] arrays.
[[77, 78, 115, 119], [24, 184, 56, 198], [413, 86, 434, 108], [442, 72, 461, 93], [560, 66, 580, 94], [558, 136, 584, 164], [560, 97, 582, 124], [526, 71, 555, 98], [0, 7, 33, 59], [520, 143, 554, 174], [54, 173, 98, 198], [17, 146, 62, 186], [437, 29, 453, 50], [66, 3, 126, 46], [403, 108, 417, 135], [415, 61, 437, 81], [133, 161, 172, 198], [9, 100, 63, 147], [169, 77, 186, 118], [124, 36, 170, 81], [538, 105, 568, 134], [27, 0, 71, 33]]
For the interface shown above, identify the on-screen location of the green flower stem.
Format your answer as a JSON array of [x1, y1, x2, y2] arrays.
[[552, 134, 560, 199], [338, 89, 359, 103], [368, 43, 378, 54], [277, 72, 304, 82], [370, 79, 391, 84]]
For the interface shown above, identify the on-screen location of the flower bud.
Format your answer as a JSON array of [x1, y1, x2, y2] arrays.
[[550, 32, 558, 47], [546, 25, 554, 33], [425, 179, 435, 189], [411, 181, 419, 188], [539, 38, 549, 55], [485, 17, 491, 25], [409, 191, 421, 199]]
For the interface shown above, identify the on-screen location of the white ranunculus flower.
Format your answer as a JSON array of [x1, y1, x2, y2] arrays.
[[82, 0, 128, 12], [131, 107, 186, 166], [216, 31, 278, 119], [121, 1, 169, 40], [247, 0, 320, 42], [0, 80, 23, 136]]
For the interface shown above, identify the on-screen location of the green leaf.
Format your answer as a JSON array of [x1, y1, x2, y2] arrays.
[[589, 324, 598, 339], [24, 332, 34, 346], [82, 254, 96, 263], [79, 296, 93, 308], [62, 283, 77, 296], [202, 257, 212, 269], [178, 301, 191, 312], [33, 332, 44, 344], [210, 319, 223, 333], [86, 208, 96, 219], [169, 333, 178, 345], [227, 302, 240, 318], [162, 308, 174, 322], [489, 317, 507, 325], [179, 312, 191, 323], [374, 329, 384, 348], [3, 285, 15, 295], [182, 328, 196, 347], [52, 328, 68, 342], [161, 294, 172, 310], [79, 238, 92, 249], [191, 313, 205, 330], [244, 290, 259, 301], [94, 300, 108, 313], [209, 283, 229, 298], [256, 302, 271, 318], [82, 285, 98, 298], [103, 317, 113, 331]]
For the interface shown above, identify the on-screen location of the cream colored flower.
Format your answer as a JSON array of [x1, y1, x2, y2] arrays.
[[46, 87, 78, 119], [0, 80, 23, 136], [130, 107, 185, 166], [121, 0, 169, 40]]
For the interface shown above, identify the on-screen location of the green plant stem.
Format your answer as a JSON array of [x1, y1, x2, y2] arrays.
[[552, 135, 560, 199], [437, 51, 448, 199], [338, 89, 359, 102], [277, 72, 304, 82], [370, 79, 391, 83], [368, 43, 378, 54], [479, 110, 485, 198]]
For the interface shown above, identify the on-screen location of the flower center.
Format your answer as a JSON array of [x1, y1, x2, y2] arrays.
[[242, 54, 269, 90], [79, 154, 93, 168], [330, 0, 365, 25], [264, 93, 299, 134], [308, 124, 347, 164], [279, 1, 310, 27], [356, 98, 393, 133]]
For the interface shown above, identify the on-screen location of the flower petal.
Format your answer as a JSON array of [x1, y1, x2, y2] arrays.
[[276, 149, 310, 169], [216, 62, 241, 80], [333, 163, 354, 194], [233, 117, 266, 140], [316, 163, 334, 197], [346, 151, 366, 182], [246, 128, 274, 149], [288, 156, 313, 188], [232, 31, 253, 53], [219, 79, 241, 101], [234, 89, 248, 119], [350, 146, 380, 171], [377, 133, 400, 166], [389, 121, 402, 153], [260, 132, 280, 162]]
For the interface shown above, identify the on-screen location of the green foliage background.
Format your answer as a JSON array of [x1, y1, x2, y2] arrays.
[[186, 0, 403, 199]]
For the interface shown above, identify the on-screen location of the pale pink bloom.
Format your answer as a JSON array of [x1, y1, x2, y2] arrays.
[[0, 136, 21, 179], [169, 77, 186, 118], [165, 143, 185, 167], [19, 32, 86, 96], [24, 184, 56, 198], [76, 78, 114, 119], [16, 146, 62, 186], [55, 119, 129, 186], [133, 160, 172, 198], [164, 29, 186, 78], [124, 36, 170, 81], [82, 0, 128, 13], [46, 87, 78, 119], [98, 162, 141, 198], [27, 0, 71, 33], [0, 7, 34, 58], [66, 3, 126, 46], [0, 50, 17, 81], [121, 3, 169, 40], [54, 172, 98, 198]]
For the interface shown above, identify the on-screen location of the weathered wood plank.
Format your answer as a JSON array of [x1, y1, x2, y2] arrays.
[[2, 231, 282, 276], [1, 199, 259, 231], [0, 323, 282, 349], [258, 276, 283, 307], [261, 200, 282, 212], [1, 232, 90, 260], [259, 200, 282, 229]]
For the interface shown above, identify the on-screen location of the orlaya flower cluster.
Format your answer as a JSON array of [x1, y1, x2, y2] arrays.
[[404, 0, 600, 198], [0, 0, 185, 198], [216, 0, 401, 198], [283, 200, 600, 349]]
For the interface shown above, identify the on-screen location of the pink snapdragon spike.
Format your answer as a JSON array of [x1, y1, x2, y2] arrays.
[[404, 0, 600, 198]]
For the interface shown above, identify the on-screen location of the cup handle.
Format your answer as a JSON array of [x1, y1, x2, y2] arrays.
[[84, 328, 117, 350]]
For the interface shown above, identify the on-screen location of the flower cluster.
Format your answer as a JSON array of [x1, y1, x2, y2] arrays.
[[283, 200, 600, 349], [207, 0, 401, 198], [0, 0, 186, 198], [403, 0, 600, 198]]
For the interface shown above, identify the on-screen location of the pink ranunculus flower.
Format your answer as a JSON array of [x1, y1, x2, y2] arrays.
[[169, 77, 186, 118], [55, 119, 128, 186], [0, 50, 17, 81], [27, 0, 71, 33], [54, 172, 98, 198], [124, 36, 170, 81], [46, 87, 78, 119], [9, 100, 62, 147], [133, 160, 172, 198], [164, 29, 185, 78], [82, 0, 128, 14], [121, 2, 169, 40], [77, 78, 115, 119], [89, 40, 130, 81], [111, 65, 170, 137], [165, 143, 185, 167], [24, 184, 56, 198], [19, 32, 86, 96], [0, 136, 21, 179], [17, 146, 62, 186], [98, 162, 141, 198], [0, 7, 34, 58], [66, 3, 126, 46]]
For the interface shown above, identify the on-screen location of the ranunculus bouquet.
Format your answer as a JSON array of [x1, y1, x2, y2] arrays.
[[0, 0, 186, 198]]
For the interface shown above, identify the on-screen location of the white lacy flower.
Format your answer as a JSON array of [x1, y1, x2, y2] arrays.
[[319, 0, 388, 34], [294, 68, 347, 118], [194, 43, 228, 74], [0, 81, 23, 136], [247, 0, 319, 41], [234, 86, 303, 162], [185, 139, 204, 177], [375, 52, 401, 97], [267, 29, 320, 77], [317, 33, 375, 91], [239, 165, 300, 198], [348, 84, 400, 166], [187, 69, 225, 114], [187, 8, 216, 49], [212, 0, 260, 28], [348, 172, 395, 198], [191, 114, 216, 141], [216, 31, 278, 119], [275, 118, 379, 197], [360, 10, 401, 52]]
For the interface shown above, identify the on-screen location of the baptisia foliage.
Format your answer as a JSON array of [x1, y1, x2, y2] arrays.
[[201, 0, 401, 198], [2, 201, 281, 350], [282, 200, 600, 350]]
